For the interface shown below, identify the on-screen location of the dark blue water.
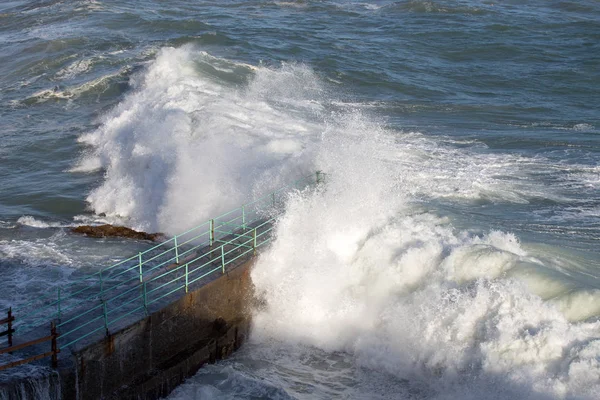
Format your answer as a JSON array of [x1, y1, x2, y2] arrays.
[[1, 1, 599, 398]]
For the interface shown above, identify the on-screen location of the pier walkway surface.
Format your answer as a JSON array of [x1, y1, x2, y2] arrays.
[[0, 172, 323, 400]]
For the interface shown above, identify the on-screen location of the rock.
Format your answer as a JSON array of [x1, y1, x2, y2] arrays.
[[71, 224, 163, 241]]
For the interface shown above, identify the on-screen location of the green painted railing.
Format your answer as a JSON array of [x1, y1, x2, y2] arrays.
[[8, 171, 324, 350]]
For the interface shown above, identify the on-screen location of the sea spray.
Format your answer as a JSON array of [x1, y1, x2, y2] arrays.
[[74, 46, 600, 399], [76, 46, 324, 234], [0, 370, 61, 400], [249, 117, 600, 399]]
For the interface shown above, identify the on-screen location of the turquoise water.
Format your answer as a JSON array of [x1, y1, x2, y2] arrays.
[[1, 1, 599, 398]]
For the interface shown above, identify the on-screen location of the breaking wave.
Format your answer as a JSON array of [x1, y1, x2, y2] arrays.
[[77, 46, 600, 399]]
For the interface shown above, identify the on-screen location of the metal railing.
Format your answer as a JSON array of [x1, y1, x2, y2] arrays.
[[6, 171, 323, 353], [0, 322, 58, 371]]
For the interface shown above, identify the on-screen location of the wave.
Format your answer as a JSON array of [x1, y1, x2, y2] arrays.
[[76, 46, 324, 234], [250, 139, 600, 398], [54, 57, 94, 80], [550, 289, 600, 322], [77, 45, 600, 398], [0, 221, 16, 229], [20, 67, 131, 104], [16, 216, 70, 229], [75, 45, 596, 235], [353, 1, 489, 15]]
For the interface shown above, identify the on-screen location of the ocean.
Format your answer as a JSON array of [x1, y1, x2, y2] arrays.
[[0, 0, 599, 398]]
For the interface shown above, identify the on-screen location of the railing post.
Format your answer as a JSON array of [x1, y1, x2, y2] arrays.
[[50, 322, 58, 369], [57, 287, 61, 322], [221, 245, 225, 274], [102, 300, 109, 337], [174, 235, 179, 264], [138, 252, 143, 283], [142, 282, 148, 316], [253, 228, 257, 256], [242, 205, 246, 231], [272, 192, 276, 207], [99, 269, 104, 298], [316, 170, 321, 184], [209, 219, 214, 247], [7, 308, 12, 348], [185, 263, 189, 294]]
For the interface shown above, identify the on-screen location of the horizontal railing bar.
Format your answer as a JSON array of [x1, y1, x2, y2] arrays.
[[0, 334, 54, 355], [146, 275, 185, 296], [256, 238, 272, 248], [104, 285, 141, 305], [59, 323, 105, 348], [225, 247, 255, 266], [0, 350, 59, 372], [147, 284, 186, 305], [96, 275, 140, 298], [147, 263, 187, 282], [0, 329, 15, 337], [142, 247, 176, 265], [168, 221, 211, 239], [178, 233, 210, 248], [188, 260, 215, 276], [107, 305, 144, 328], [59, 313, 104, 339], [139, 236, 176, 255], [57, 301, 104, 328], [187, 265, 223, 286], [105, 295, 143, 318], [141, 255, 179, 276], [176, 244, 207, 260]]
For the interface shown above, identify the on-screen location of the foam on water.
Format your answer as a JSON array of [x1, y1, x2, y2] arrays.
[[73, 46, 600, 399], [0, 236, 74, 268], [54, 57, 94, 80], [21, 66, 131, 104], [248, 119, 600, 399], [75, 46, 599, 236], [16, 216, 70, 229]]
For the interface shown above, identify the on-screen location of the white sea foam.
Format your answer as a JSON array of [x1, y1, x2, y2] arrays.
[[16, 216, 69, 229], [250, 158, 600, 399], [0, 221, 15, 229], [0, 238, 74, 267], [68, 153, 102, 173], [246, 109, 600, 399], [572, 123, 594, 131], [55, 57, 94, 80], [24, 67, 129, 103], [76, 45, 586, 235], [79, 46, 600, 399], [77, 46, 323, 234]]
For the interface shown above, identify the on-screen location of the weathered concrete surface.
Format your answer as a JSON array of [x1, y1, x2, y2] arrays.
[[59, 258, 255, 400]]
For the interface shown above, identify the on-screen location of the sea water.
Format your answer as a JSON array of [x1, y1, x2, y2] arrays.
[[0, 1, 599, 399]]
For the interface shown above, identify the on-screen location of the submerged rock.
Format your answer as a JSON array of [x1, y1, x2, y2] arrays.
[[71, 224, 163, 241]]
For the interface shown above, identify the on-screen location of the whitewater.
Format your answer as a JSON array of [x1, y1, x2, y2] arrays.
[[1, 0, 599, 399]]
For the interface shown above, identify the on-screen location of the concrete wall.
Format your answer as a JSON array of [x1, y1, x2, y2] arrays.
[[59, 258, 255, 400]]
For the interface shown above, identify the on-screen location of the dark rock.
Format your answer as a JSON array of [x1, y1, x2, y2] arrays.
[[213, 317, 228, 334], [71, 224, 163, 241]]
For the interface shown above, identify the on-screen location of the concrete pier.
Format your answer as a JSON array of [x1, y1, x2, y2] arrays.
[[69, 258, 253, 399], [4, 257, 256, 400]]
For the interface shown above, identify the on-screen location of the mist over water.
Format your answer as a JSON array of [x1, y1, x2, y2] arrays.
[[1, 0, 599, 398]]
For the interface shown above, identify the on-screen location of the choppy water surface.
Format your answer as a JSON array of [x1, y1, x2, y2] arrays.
[[1, 0, 599, 399]]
